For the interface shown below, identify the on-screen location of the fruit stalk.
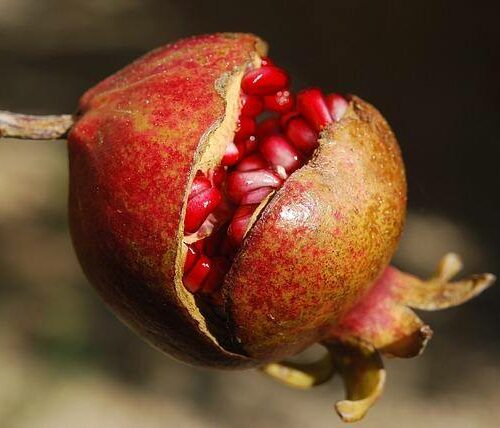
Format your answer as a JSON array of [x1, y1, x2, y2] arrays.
[[0, 110, 74, 140]]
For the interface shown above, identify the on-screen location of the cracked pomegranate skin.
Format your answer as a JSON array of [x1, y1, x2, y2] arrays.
[[226, 101, 406, 361], [68, 33, 406, 367]]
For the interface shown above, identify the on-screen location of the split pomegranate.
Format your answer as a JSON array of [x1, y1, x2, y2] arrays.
[[181, 63, 346, 298], [2, 33, 492, 423]]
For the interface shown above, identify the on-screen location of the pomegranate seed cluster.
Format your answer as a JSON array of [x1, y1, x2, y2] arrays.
[[182, 58, 348, 295]]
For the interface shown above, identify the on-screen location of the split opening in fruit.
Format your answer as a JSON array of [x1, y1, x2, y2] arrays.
[[182, 57, 349, 301]]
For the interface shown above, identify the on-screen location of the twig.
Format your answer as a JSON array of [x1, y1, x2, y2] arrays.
[[0, 110, 74, 140]]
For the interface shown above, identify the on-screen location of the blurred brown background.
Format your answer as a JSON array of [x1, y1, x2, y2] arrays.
[[1, 0, 499, 427]]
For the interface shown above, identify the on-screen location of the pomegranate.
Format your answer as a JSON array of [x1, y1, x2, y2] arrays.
[[0, 33, 494, 422]]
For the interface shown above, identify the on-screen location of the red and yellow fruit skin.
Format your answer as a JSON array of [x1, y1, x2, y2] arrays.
[[225, 99, 406, 361], [68, 33, 263, 368], [67, 32, 405, 368]]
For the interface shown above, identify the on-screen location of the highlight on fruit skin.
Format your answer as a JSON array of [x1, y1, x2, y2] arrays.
[[0, 33, 495, 423]]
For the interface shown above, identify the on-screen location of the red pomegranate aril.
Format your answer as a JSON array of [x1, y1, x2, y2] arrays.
[[263, 90, 295, 113], [280, 110, 300, 128], [240, 186, 274, 205], [260, 135, 302, 174], [203, 229, 225, 257], [326, 93, 348, 121], [189, 173, 212, 200], [236, 154, 269, 171], [241, 66, 289, 96], [193, 239, 205, 252], [184, 187, 222, 233], [240, 94, 264, 117], [286, 117, 319, 154], [227, 204, 258, 246], [183, 255, 212, 293], [235, 116, 256, 141], [184, 244, 199, 271], [226, 169, 283, 204], [209, 166, 226, 187], [201, 257, 230, 293], [235, 135, 258, 158], [209, 198, 233, 225], [222, 142, 240, 166], [260, 57, 273, 67], [297, 88, 332, 132], [256, 117, 281, 138]]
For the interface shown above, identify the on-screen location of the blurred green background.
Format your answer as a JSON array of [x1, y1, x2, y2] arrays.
[[0, 1, 499, 427]]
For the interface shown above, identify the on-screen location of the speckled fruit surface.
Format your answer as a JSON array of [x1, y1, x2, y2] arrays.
[[68, 32, 407, 367], [68, 33, 265, 367], [225, 98, 406, 361]]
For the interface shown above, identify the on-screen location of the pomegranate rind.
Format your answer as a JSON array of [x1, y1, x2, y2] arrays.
[[68, 33, 265, 368], [225, 97, 407, 361]]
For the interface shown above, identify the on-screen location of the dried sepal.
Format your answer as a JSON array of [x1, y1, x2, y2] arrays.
[[331, 268, 434, 358], [331, 253, 495, 359], [327, 338, 385, 423], [403, 253, 496, 310], [261, 338, 385, 423], [260, 352, 335, 389]]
